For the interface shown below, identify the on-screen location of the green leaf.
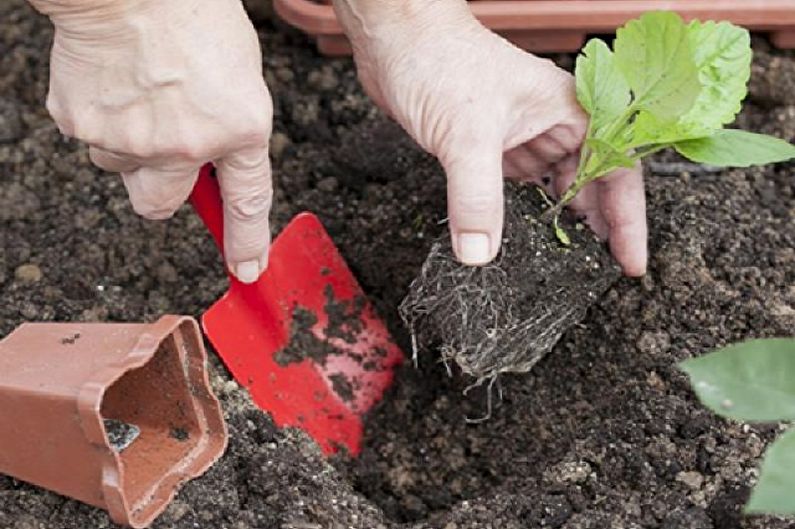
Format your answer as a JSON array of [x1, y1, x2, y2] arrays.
[[675, 129, 795, 167], [630, 21, 751, 147], [746, 428, 795, 515], [554, 219, 571, 246], [679, 337, 795, 422], [684, 20, 752, 130], [632, 109, 713, 146], [586, 138, 634, 165], [576, 38, 632, 133], [614, 11, 701, 120]]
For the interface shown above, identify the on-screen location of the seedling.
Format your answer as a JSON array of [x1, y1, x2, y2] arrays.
[[546, 11, 795, 235], [680, 338, 795, 516], [400, 11, 795, 403]]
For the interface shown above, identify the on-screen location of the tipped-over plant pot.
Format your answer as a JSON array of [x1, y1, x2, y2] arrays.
[[0, 315, 227, 528]]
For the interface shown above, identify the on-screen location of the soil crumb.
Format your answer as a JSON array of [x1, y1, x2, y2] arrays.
[[273, 305, 342, 366], [329, 372, 356, 403], [170, 428, 190, 442], [323, 284, 366, 344]]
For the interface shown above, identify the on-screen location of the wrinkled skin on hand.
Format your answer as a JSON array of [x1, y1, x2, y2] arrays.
[[30, 0, 274, 283], [334, 0, 647, 276]]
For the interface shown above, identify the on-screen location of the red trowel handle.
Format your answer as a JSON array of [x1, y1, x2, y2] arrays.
[[189, 164, 226, 258]]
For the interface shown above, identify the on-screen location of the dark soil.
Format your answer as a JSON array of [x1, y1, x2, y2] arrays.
[[2, 2, 795, 528], [400, 183, 621, 382], [273, 305, 339, 367], [273, 288, 373, 405]]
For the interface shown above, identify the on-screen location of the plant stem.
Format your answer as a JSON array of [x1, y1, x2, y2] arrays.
[[540, 175, 584, 222]]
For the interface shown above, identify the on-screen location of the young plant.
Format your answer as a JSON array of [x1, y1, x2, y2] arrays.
[[546, 11, 795, 230], [680, 338, 795, 516]]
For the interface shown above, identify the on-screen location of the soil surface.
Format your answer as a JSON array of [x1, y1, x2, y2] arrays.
[[2, 2, 795, 528]]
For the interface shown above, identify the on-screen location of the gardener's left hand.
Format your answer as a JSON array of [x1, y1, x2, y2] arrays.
[[333, 0, 647, 276]]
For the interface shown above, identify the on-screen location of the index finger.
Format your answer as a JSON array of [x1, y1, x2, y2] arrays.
[[216, 145, 273, 283]]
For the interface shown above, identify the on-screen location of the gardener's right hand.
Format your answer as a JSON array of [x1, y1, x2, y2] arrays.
[[333, 0, 648, 277], [28, 0, 274, 284]]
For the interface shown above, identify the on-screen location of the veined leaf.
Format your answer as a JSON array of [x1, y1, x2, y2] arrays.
[[576, 38, 632, 133], [746, 428, 795, 515], [614, 11, 701, 121], [632, 110, 713, 146], [683, 20, 752, 130], [631, 21, 751, 147], [679, 337, 795, 422], [675, 129, 795, 167]]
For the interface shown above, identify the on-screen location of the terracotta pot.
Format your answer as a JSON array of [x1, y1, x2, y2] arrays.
[[273, 0, 795, 56], [0, 316, 227, 528]]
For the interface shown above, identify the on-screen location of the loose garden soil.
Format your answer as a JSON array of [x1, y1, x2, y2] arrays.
[[1, 2, 795, 528]]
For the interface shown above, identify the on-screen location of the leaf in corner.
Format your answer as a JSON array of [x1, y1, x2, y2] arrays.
[[746, 428, 795, 515], [614, 11, 701, 121], [576, 38, 631, 133], [679, 337, 795, 422], [675, 129, 795, 167]]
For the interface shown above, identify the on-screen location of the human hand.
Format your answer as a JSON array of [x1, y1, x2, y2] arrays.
[[333, 0, 647, 276], [29, 0, 274, 283]]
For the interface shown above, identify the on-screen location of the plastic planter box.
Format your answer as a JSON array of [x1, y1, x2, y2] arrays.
[[274, 0, 795, 56], [0, 316, 227, 528]]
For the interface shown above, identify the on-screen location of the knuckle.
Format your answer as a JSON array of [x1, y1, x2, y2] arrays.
[[222, 147, 271, 174], [156, 138, 209, 161], [119, 136, 154, 159], [454, 193, 500, 217], [71, 119, 97, 145], [239, 110, 273, 147], [45, 96, 99, 143], [240, 128, 270, 148], [226, 188, 273, 221]]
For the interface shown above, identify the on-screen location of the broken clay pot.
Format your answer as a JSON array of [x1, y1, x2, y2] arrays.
[[0, 315, 227, 528]]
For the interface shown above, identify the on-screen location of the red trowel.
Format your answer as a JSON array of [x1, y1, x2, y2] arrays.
[[189, 164, 403, 455]]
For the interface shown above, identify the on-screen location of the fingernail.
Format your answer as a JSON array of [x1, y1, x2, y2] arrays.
[[458, 233, 491, 265], [234, 260, 261, 284]]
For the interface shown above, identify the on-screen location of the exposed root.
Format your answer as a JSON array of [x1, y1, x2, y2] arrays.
[[399, 183, 622, 390], [401, 240, 577, 380]]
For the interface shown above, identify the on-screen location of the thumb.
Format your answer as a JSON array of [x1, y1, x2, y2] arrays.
[[442, 140, 504, 266], [216, 145, 273, 284]]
